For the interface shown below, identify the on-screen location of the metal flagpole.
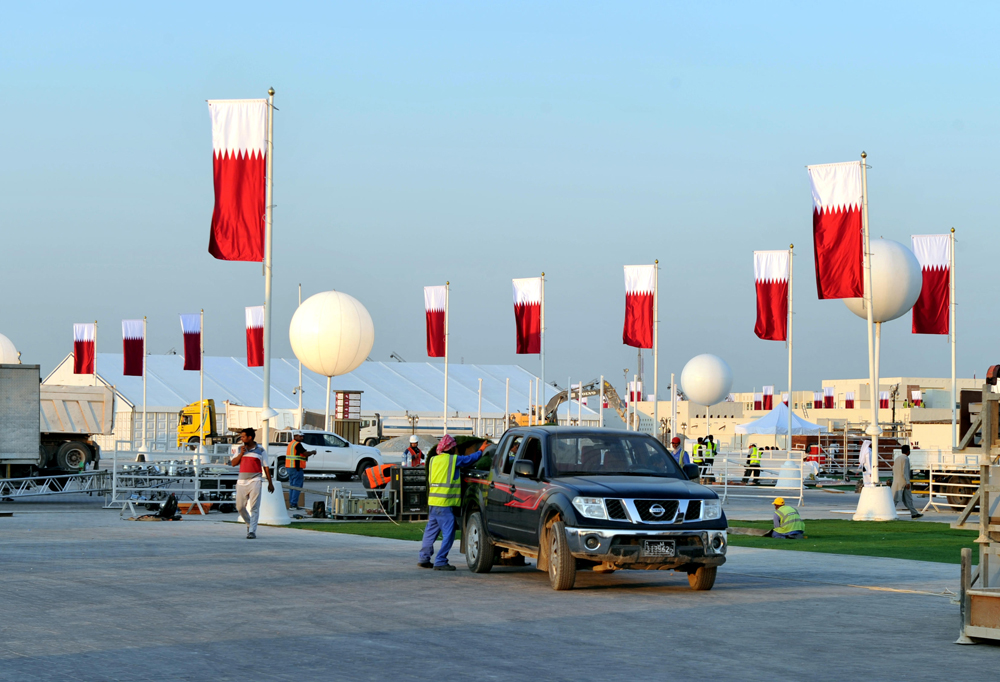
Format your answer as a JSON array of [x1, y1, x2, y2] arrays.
[[671, 372, 677, 437], [142, 317, 147, 450], [199, 309, 204, 453], [477, 378, 482, 437], [599, 375, 605, 428], [443, 282, 450, 435], [504, 378, 509, 431], [540, 272, 545, 425], [325, 377, 331, 431], [633, 374, 639, 431], [262, 87, 275, 462], [528, 380, 533, 426], [298, 284, 303, 429], [653, 260, 659, 442], [950, 228, 957, 448], [568, 376, 571, 425], [578, 381, 583, 426], [535, 378, 540, 426], [93, 320, 98, 388], [787, 245, 793, 460], [861, 151, 880, 482]]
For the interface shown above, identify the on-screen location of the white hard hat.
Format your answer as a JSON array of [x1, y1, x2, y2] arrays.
[[409, 435, 419, 444], [292, 430, 303, 437]]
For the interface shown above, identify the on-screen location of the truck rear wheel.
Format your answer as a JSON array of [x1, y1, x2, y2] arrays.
[[465, 511, 495, 573], [364, 438, 379, 448], [547, 520, 576, 590], [687, 565, 717, 591], [56, 441, 89, 470]]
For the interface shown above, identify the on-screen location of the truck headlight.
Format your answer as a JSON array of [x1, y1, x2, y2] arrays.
[[572, 497, 608, 520], [702, 499, 722, 520]]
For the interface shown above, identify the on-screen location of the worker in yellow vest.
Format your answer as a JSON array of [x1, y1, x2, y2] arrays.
[[285, 432, 316, 510], [742, 444, 761, 485], [418, 434, 489, 571], [704, 435, 718, 484], [769, 497, 805, 539]]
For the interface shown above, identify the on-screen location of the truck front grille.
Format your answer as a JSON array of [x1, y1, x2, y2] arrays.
[[684, 500, 702, 521], [605, 498, 628, 520], [633, 499, 679, 523]]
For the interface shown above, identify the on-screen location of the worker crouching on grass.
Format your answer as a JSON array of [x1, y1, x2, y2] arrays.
[[419, 435, 489, 571], [768, 497, 805, 539], [231, 428, 274, 540]]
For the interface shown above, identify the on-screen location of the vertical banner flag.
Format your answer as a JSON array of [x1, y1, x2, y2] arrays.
[[911, 389, 923, 407], [845, 391, 855, 409], [753, 393, 763, 410], [911, 234, 950, 335], [73, 323, 96, 375], [879, 391, 890, 409], [246, 306, 264, 367], [512, 277, 542, 354], [628, 380, 643, 403], [180, 314, 202, 371], [207, 99, 268, 261], [623, 265, 655, 348], [762, 385, 774, 411], [824, 386, 835, 409], [782, 393, 789, 406], [424, 286, 446, 358], [753, 251, 790, 341], [813, 391, 823, 409], [806, 161, 864, 299], [122, 320, 144, 376]]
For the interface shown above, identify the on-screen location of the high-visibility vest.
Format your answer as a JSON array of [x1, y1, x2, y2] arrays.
[[691, 445, 704, 464], [774, 505, 806, 535], [749, 446, 761, 466], [405, 446, 424, 467], [707, 442, 718, 458], [428, 453, 461, 507], [286, 441, 307, 470], [364, 464, 393, 489]]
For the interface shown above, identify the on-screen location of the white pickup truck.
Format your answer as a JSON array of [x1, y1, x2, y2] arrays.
[[268, 429, 384, 482]]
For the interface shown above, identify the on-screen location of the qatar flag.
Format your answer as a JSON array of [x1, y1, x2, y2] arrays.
[[623, 265, 655, 348], [512, 277, 542, 354], [813, 391, 823, 409], [753, 251, 789, 341], [424, 286, 446, 358], [911, 234, 950, 335], [762, 385, 774, 411], [246, 306, 264, 367], [782, 393, 789, 406], [207, 99, 268, 261], [753, 393, 763, 410], [180, 314, 202, 371], [845, 391, 855, 409], [73, 323, 96, 375], [911, 389, 922, 407], [122, 319, 144, 376], [806, 161, 864, 300], [824, 386, 835, 409], [879, 391, 890, 409]]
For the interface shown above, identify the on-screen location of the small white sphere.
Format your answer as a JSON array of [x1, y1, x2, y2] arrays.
[[289, 291, 375, 377], [680, 354, 733, 406], [0, 333, 19, 364], [844, 239, 922, 323]]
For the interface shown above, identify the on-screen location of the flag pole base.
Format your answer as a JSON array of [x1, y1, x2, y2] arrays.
[[852, 485, 898, 521]]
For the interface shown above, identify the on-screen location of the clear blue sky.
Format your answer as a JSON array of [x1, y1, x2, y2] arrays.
[[2, 2, 997, 396]]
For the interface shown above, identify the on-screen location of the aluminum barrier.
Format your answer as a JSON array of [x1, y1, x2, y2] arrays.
[[696, 450, 805, 506], [922, 466, 980, 513], [0, 470, 110, 499]]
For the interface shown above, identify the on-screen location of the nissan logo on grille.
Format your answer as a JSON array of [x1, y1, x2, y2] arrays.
[[649, 504, 666, 517]]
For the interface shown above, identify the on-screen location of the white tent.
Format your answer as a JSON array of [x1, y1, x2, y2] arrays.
[[734, 402, 826, 435]]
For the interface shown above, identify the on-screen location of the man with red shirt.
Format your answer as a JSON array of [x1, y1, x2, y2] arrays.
[[231, 428, 274, 539]]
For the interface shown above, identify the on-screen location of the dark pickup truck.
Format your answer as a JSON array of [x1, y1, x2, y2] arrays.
[[460, 427, 728, 591]]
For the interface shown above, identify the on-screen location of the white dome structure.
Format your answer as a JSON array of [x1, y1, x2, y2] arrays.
[[289, 291, 375, 377], [0, 333, 19, 364], [844, 239, 922, 323], [680, 354, 733, 406]]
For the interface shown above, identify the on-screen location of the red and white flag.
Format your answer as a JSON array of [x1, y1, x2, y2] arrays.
[[753, 251, 789, 341], [424, 286, 446, 358], [512, 277, 542, 354], [911, 234, 950, 335], [753, 393, 763, 410], [73, 323, 96, 375], [180, 314, 202, 371], [782, 392, 789, 406], [845, 391, 855, 409], [628, 380, 643, 403], [911, 389, 922, 407], [122, 320, 144, 377], [806, 161, 864, 299], [879, 391, 890, 409], [824, 387, 835, 409], [207, 100, 268, 261], [623, 265, 655, 348], [813, 391, 823, 409], [246, 306, 264, 367], [762, 385, 774, 411]]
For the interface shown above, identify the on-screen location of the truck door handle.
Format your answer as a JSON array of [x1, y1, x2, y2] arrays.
[[509, 485, 516, 494], [489, 481, 495, 489]]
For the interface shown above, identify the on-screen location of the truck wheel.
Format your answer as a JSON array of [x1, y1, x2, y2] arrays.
[[687, 565, 717, 591], [364, 438, 379, 448], [547, 520, 576, 591], [275, 457, 289, 483], [186, 436, 200, 452], [56, 442, 89, 470], [355, 459, 376, 480], [465, 512, 495, 573], [334, 473, 353, 481]]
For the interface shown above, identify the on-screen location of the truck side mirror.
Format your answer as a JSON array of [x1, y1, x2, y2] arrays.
[[513, 460, 536, 479], [682, 464, 700, 480]]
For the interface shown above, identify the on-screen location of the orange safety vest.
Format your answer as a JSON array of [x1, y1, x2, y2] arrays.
[[286, 441, 307, 470], [364, 464, 393, 488], [406, 446, 424, 467]]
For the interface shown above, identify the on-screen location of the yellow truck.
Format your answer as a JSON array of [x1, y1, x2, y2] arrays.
[[176, 399, 217, 448]]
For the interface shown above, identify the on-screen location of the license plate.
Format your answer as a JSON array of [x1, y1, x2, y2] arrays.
[[643, 540, 676, 557]]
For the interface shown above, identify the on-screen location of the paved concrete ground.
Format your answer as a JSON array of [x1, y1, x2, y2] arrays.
[[1, 495, 996, 682]]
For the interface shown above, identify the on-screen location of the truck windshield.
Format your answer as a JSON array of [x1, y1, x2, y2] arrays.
[[549, 434, 684, 479]]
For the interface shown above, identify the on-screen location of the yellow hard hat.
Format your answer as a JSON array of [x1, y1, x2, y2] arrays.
[[773, 497, 785, 506]]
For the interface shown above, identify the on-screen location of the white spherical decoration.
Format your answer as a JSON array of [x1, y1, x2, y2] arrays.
[[680, 354, 733, 406], [289, 291, 375, 377], [0, 333, 18, 364], [844, 239, 922, 323]]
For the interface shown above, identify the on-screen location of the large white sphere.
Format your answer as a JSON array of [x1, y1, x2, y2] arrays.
[[289, 291, 375, 377], [680, 354, 733, 406], [0, 333, 18, 364], [844, 239, 922, 323]]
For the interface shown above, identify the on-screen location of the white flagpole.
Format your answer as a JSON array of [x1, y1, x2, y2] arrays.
[[443, 281, 450, 436], [142, 317, 147, 450], [950, 227, 957, 448], [504, 377, 509, 431], [93, 320, 98, 388], [298, 284, 303, 429], [535, 378, 540, 427], [653, 260, 659, 442], [528, 380, 533, 426], [568, 376, 571, 425], [199, 309, 204, 451], [325, 377, 331, 432], [787, 245, 794, 460], [599, 375, 605, 428], [670, 372, 677, 437], [262, 87, 275, 460], [477, 378, 482, 437], [540, 272, 545, 425], [861, 152, 880, 482]]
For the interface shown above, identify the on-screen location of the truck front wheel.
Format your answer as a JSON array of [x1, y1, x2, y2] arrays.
[[547, 520, 577, 590], [465, 511, 495, 573], [56, 442, 90, 471], [687, 565, 717, 591], [275, 457, 289, 482]]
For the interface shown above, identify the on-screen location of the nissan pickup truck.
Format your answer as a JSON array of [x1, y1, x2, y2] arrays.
[[460, 427, 728, 591]]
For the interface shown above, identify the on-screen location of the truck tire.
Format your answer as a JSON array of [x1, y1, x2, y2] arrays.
[[687, 565, 717, 591], [941, 475, 978, 511], [547, 520, 576, 590], [275, 457, 289, 482], [56, 441, 90, 470], [465, 511, 495, 573], [355, 459, 377, 480], [364, 438, 379, 448], [334, 473, 353, 482]]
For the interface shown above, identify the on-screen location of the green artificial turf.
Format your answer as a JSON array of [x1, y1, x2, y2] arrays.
[[727, 519, 978, 565], [289, 521, 458, 542]]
